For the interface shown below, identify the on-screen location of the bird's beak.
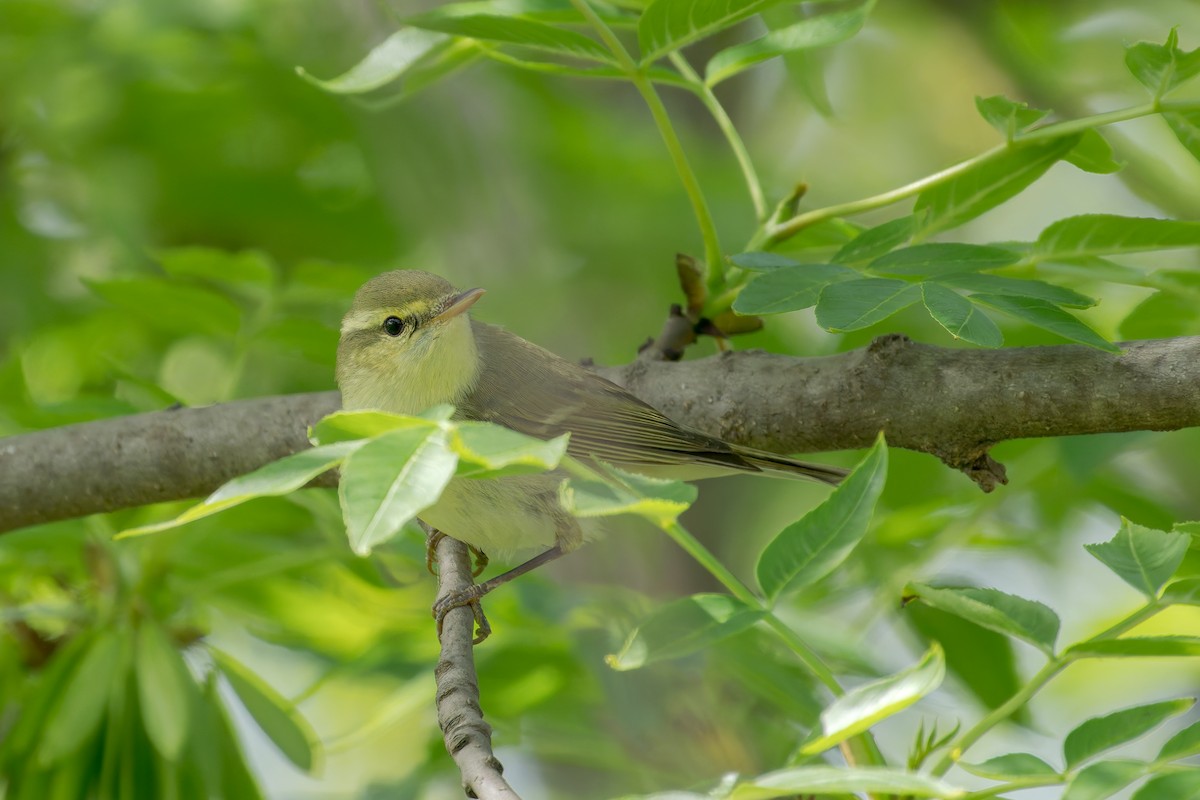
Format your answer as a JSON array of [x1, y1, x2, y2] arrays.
[[431, 287, 485, 324]]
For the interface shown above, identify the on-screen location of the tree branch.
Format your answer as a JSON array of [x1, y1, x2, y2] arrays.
[[429, 524, 522, 799], [2, 335, 1198, 532]]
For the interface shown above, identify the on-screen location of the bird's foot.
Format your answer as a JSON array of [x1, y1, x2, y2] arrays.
[[433, 587, 492, 645], [425, 532, 489, 578]]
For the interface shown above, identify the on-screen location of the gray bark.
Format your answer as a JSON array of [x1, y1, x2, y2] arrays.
[[2, 335, 1198, 533]]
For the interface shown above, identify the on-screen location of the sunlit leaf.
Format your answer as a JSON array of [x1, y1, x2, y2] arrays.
[[608, 594, 765, 670], [868, 243, 1019, 277], [297, 28, 451, 94], [116, 441, 359, 539], [1068, 636, 1200, 658], [561, 464, 697, 528], [1125, 29, 1200, 99], [638, 0, 790, 64], [903, 583, 1059, 654], [920, 284, 1004, 346], [704, 1, 872, 86], [913, 135, 1079, 236], [814, 278, 921, 332], [1061, 760, 1145, 800], [407, 10, 612, 62], [961, 753, 1059, 780], [1064, 698, 1193, 768], [1035, 214, 1200, 261], [310, 407, 451, 444], [452, 422, 568, 478], [757, 436, 886, 600], [975, 94, 1049, 140], [1164, 109, 1200, 162], [1085, 519, 1190, 598], [727, 765, 962, 799], [339, 425, 459, 554], [1163, 577, 1200, 607], [733, 263, 858, 315], [136, 621, 193, 761], [969, 294, 1118, 352], [800, 644, 944, 755], [1066, 129, 1122, 174], [1131, 770, 1200, 800], [1158, 719, 1200, 762], [211, 648, 322, 774]]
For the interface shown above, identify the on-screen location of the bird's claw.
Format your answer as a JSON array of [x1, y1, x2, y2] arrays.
[[425, 531, 488, 579], [433, 587, 492, 645]]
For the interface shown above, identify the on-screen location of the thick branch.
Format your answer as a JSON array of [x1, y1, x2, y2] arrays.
[[430, 526, 521, 799], [2, 336, 1198, 532]]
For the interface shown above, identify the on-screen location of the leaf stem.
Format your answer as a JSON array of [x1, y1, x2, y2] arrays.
[[669, 52, 768, 222], [930, 600, 1165, 777], [764, 99, 1200, 247], [570, 0, 724, 284]]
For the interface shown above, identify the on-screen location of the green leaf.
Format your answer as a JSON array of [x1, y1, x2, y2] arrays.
[[936, 273, 1095, 308], [38, 631, 122, 765], [1066, 129, 1122, 174], [1131, 770, 1200, 800], [338, 424, 459, 555], [970, 294, 1119, 352], [975, 94, 1049, 140], [296, 28, 451, 94], [407, 10, 612, 62], [868, 243, 1020, 277], [800, 644, 945, 755], [832, 216, 915, 264], [756, 436, 886, 600], [311, 407, 452, 444], [903, 584, 1060, 655], [1069, 636, 1200, 658], [639, 0, 784, 64], [814, 278, 921, 332], [135, 622, 193, 761], [87, 277, 242, 339], [1159, 719, 1200, 762], [156, 247, 275, 292], [1062, 760, 1146, 800], [1164, 109, 1200, 162], [211, 649, 321, 774], [1064, 698, 1193, 768], [1085, 519, 1190, 598], [1163, 577, 1200, 606], [1035, 214, 1200, 261], [921, 284, 1003, 346], [704, 1, 872, 86], [116, 441, 359, 538], [727, 765, 962, 800], [1120, 288, 1200, 339], [451, 422, 568, 478], [1125, 29, 1200, 99], [607, 594, 765, 670], [732, 263, 858, 315], [961, 753, 1059, 780], [729, 252, 802, 272], [913, 135, 1079, 236], [561, 464, 697, 528]]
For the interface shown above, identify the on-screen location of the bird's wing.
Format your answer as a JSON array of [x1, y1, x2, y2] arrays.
[[462, 322, 756, 473]]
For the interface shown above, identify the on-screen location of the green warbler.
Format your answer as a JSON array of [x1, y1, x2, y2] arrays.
[[336, 270, 844, 640]]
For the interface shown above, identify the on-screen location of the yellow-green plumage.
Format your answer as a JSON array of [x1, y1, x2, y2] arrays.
[[336, 270, 844, 561]]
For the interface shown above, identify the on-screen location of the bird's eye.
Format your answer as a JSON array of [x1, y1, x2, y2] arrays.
[[382, 316, 406, 337]]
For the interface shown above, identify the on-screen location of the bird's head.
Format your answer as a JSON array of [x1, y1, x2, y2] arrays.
[[336, 270, 485, 414]]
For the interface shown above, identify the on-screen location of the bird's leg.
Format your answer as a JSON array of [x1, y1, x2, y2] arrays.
[[424, 528, 488, 578], [433, 545, 565, 645]]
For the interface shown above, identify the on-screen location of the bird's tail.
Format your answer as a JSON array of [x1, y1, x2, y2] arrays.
[[736, 448, 847, 485]]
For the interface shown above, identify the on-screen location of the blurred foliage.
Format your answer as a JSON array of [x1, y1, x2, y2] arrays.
[[1, 0, 1200, 798]]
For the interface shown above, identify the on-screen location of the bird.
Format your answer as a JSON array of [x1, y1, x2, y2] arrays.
[[336, 270, 845, 641]]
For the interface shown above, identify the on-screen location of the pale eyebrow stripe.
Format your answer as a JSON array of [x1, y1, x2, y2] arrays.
[[340, 300, 437, 334]]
